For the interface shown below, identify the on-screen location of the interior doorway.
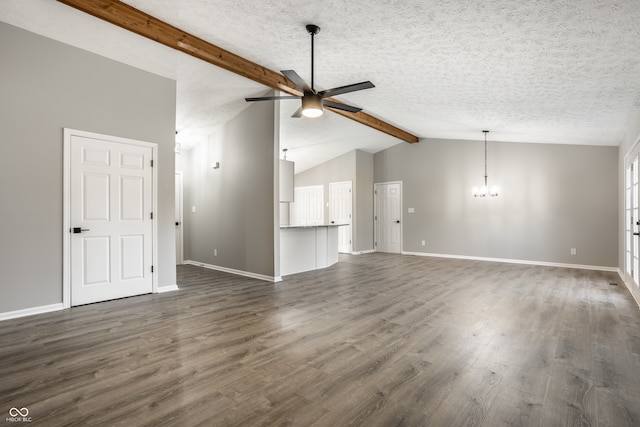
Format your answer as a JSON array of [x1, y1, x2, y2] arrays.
[[329, 181, 353, 253], [374, 181, 402, 254], [63, 129, 157, 307]]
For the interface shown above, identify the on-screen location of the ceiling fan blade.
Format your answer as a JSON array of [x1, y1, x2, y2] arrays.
[[291, 107, 303, 118], [319, 81, 375, 98], [324, 100, 362, 113], [281, 70, 312, 93], [245, 95, 301, 102]]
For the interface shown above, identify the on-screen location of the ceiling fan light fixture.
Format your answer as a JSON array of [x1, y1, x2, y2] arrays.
[[301, 94, 323, 118]]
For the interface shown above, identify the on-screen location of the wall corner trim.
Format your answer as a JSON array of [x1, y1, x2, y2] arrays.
[[184, 260, 280, 283], [0, 303, 64, 322]]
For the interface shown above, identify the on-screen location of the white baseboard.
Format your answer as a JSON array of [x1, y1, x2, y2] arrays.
[[401, 251, 619, 272], [351, 249, 375, 255], [157, 284, 179, 293], [184, 260, 280, 282], [617, 269, 640, 309], [0, 303, 64, 322]]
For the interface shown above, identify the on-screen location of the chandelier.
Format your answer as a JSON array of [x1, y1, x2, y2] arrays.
[[472, 130, 499, 197]]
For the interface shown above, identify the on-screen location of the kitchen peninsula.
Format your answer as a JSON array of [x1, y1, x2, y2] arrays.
[[280, 224, 344, 276]]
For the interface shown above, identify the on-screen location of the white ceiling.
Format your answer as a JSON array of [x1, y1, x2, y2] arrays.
[[2, 0, 640, 172]]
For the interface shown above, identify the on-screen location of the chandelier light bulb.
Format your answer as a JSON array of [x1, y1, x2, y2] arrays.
[[473, 185, 488, 197]]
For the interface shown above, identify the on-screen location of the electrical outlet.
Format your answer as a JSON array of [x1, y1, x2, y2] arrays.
[[570, 248, 577, 255], [214, 249, 218, 257], [421, 240, 426, 246]]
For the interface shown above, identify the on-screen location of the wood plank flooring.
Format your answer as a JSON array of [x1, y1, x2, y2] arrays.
[[1, 254, 640, 426]]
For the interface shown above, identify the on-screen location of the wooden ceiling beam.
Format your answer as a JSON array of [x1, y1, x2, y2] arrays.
[[56, 0, 420, 143], [325, 100, 420, 143]]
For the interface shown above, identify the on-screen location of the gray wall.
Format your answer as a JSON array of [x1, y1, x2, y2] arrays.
[[295, 149, 375, 252], [374, 138, 618, 267], [355, 150, 375, 252], [0, 23, 177, 313], [182, 101, 277, 277]]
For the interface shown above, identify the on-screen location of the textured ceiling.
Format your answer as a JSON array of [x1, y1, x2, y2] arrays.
[[2, 0, 640, 172]]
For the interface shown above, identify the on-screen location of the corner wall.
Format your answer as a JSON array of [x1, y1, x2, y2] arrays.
[[294, 150, 375, 253], [182, 101, 278, 278], [0, 22, 177, 314], [355, 150, 375, 252]]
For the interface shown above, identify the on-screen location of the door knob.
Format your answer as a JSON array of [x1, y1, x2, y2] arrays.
[[72, 227, 90, 234]]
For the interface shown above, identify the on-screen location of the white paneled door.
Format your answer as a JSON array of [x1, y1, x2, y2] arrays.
[[329, 181, 352, 253], [290, 185, 324, 225], [375, 182, 402, 254], [68, 132, 154, 306]]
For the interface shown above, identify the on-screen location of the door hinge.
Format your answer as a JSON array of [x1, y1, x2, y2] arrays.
[[151, 159, 154, 167], [150, 212, 153, 220], [375, 242, 377, 246], [151, 265, 154, 273]]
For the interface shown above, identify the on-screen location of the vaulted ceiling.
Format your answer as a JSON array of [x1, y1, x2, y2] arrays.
[[2, 0, 640, 172]]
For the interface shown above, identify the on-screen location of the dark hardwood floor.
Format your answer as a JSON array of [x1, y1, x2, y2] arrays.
[[1, 254, 640, 426]]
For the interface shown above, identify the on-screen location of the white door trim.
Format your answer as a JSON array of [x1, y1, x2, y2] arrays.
[[62, 128, 158, 309], [624, 135, 640, 290]]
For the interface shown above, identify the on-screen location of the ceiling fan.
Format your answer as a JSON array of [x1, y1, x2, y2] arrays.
[[245, 24, 375, 118]]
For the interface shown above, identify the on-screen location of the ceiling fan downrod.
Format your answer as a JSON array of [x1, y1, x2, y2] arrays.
[[306, 24, 320, 92]]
